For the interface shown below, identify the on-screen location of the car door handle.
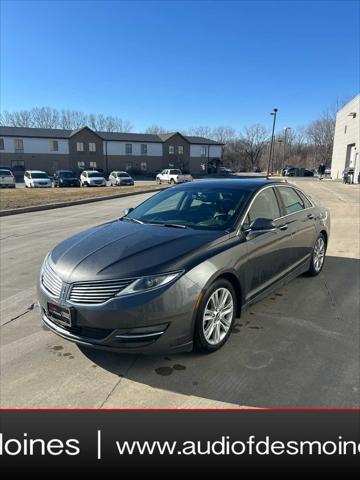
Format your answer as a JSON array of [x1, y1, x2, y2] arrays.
[[278, 224, 288, 231], [307, 213, 315, 220]]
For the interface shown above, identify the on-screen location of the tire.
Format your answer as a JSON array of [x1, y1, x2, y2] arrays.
[[194, 278, 237, 353], [170, 178, 175, 185], [156, 178, 161, 185], [307, 233, 326, 276]]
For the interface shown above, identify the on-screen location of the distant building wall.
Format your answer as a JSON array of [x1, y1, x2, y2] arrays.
[[331, 94, 360, 182]]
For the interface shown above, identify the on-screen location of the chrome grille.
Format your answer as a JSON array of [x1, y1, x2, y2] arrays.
[[41, 263, 63, 298], [69, 279, 134, 304]]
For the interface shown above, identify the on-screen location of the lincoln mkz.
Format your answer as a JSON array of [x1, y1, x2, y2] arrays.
[[38, 179, 330, 354]]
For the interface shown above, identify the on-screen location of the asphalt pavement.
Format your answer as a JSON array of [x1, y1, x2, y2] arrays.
[[0, 179, 359, 407]]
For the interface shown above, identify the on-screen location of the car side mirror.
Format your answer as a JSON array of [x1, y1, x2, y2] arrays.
[[123, 208, 134, 216], [249, 218, 276, 232]]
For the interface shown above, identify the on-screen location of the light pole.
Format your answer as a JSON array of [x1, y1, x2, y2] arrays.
[[282, 127, 291, 174], [267, 108, 278, 177]]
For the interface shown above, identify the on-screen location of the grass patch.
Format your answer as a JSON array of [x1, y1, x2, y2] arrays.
[[0, 185, 167, 211]]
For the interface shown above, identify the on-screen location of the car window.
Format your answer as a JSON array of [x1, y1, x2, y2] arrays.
[[32, 172, 49, 179], [170, 169, 181, 175], [278, 187, 305, 214], [119, 173, 129, 177], [142, 191, 185, 215], [297, 190, 312, 209], [0, 169, 12, 175], [127, 187, 251, 230], [246, 188, 281, 226]]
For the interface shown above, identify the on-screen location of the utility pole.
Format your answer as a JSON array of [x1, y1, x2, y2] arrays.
[[282, 127, 291, 174], [267, 108, 278, 178]]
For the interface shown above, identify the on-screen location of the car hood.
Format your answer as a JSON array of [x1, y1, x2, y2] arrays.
[[49, 220, 226, 283]]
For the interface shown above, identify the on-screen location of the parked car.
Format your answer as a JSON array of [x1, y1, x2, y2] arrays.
[[219, 167, 233, 175], [284, 167, 314, 177], [253, 166, 261, 173], [0, 168, 16, 188], [156, 169, 192, 184], [109, 171, 135, 186], [80, 170, 106, 187], [53, 170, 80, 187], [38, 178, 330, 355], [24, 170, 52, 188]]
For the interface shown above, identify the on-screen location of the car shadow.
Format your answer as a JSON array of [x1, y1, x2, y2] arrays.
[[79, 256, 360, 408]]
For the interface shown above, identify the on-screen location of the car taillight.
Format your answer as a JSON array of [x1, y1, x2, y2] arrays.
[[177, 176, 180, 181]]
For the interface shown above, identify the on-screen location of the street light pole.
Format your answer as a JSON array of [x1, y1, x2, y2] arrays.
[[267, 108, 278, 178], [282, 127, 291, 174]]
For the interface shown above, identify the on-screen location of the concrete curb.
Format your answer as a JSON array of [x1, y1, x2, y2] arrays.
[[0, 186, 168, 217]]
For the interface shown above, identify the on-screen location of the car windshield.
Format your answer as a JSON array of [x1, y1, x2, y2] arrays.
[[87, 172, 102, 178], [60, 171, 75, 178], [32, 173, 48, 179], [119, 173, 130, 177], [126, 185, 251, 230], [0, 170, 12, 176]]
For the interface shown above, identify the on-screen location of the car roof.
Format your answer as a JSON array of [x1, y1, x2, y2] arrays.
[[26, 170, 47, 173], [57, 169, 74, 173], [83, 170, 100, 173], [177, 177, 287, 191]]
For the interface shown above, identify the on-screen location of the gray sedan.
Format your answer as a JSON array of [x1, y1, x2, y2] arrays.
[[37, 178, 330, 354]]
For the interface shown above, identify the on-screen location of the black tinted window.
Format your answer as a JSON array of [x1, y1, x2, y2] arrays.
[[246, 188, 280, 226], [278, 187, 305, 214]]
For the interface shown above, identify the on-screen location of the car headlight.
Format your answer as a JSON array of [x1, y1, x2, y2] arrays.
[[116, 271, 183, 296]]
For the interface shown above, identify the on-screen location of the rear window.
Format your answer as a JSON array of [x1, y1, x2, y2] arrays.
[[277, 187, 305, 214], [0, 169, 12, 176], [170, 170, 182, 175], [87, 172, 102, 178], [32, 172, 49, 179]]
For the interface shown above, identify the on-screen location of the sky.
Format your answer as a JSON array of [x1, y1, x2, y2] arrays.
[[0, 0, 359, 133]]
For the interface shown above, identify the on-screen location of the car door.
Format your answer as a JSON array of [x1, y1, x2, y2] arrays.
[[240, 186, 293, 302], [275, 185, 317, 267]]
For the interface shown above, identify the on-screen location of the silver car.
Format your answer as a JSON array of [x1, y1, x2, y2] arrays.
[[38, 179, 330, 354]]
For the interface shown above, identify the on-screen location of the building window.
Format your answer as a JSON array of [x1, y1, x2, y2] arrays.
[[169, 145, 175, 154], [14, 139, 24, 152], [89, 161, 97, 168], [178, 145, 184, 155], [126, 144, 132, 154], [141, 144, 147, 155], [77, 161, 85, 169], [0, 138, 4, 150], [201, 145, 208, 157], [11, 160, 25, 171], [89, 142, 96, 152], [50, 140, 58, 151], [76, 142, 84, 152], [140, 162, 147, 171]]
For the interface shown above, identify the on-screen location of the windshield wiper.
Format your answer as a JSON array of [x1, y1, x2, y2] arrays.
[[121, 216, 144, 224], [161, 223, 187, 229]]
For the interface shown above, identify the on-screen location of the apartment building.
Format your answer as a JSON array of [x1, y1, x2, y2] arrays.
[[0, 126, 224, 175]]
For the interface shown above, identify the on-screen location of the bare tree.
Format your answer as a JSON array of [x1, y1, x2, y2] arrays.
[[186, 126, 214, 139], [306, 112, 335, 166], [240, 124, 269, 170], [211, 126, 236, 144], [145, 124, 167, 134]]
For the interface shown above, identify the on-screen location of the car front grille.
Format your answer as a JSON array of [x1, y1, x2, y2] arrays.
[[41, 262, 63, 298], [69, 279, 134, 304]]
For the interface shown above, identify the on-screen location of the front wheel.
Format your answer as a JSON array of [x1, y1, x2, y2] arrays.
[[307, 233, 326, 276], [194, 279, 237, 353], [156, 178, 161, 184]]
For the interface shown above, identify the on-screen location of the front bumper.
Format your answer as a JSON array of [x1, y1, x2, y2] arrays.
[[37, 273, 201, 354]]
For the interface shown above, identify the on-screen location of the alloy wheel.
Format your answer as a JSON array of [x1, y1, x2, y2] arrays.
[[202, 287, 234, 346], [313, 237, 325, 272]]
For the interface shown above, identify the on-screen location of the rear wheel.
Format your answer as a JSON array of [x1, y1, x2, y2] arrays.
[[194, 278, 237, 353], [307, 233, 326, 276], [156, 177, 161, 185], [170, 178, 175, 185]]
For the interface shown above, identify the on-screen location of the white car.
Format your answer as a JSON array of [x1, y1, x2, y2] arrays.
[[80, 170, 107, 187], [24, 170, 52, 188], [156, 169, 192, 185], [109, 171, 134, 186], [0, 168, 16, 188]]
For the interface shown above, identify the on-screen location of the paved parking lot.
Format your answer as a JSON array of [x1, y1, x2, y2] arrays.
[[0, 179, 359, 408]]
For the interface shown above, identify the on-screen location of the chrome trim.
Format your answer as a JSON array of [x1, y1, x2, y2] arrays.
[[115, 331, 164, 339], [69, 279, 134, 304], [41, 262, 63, 298]]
